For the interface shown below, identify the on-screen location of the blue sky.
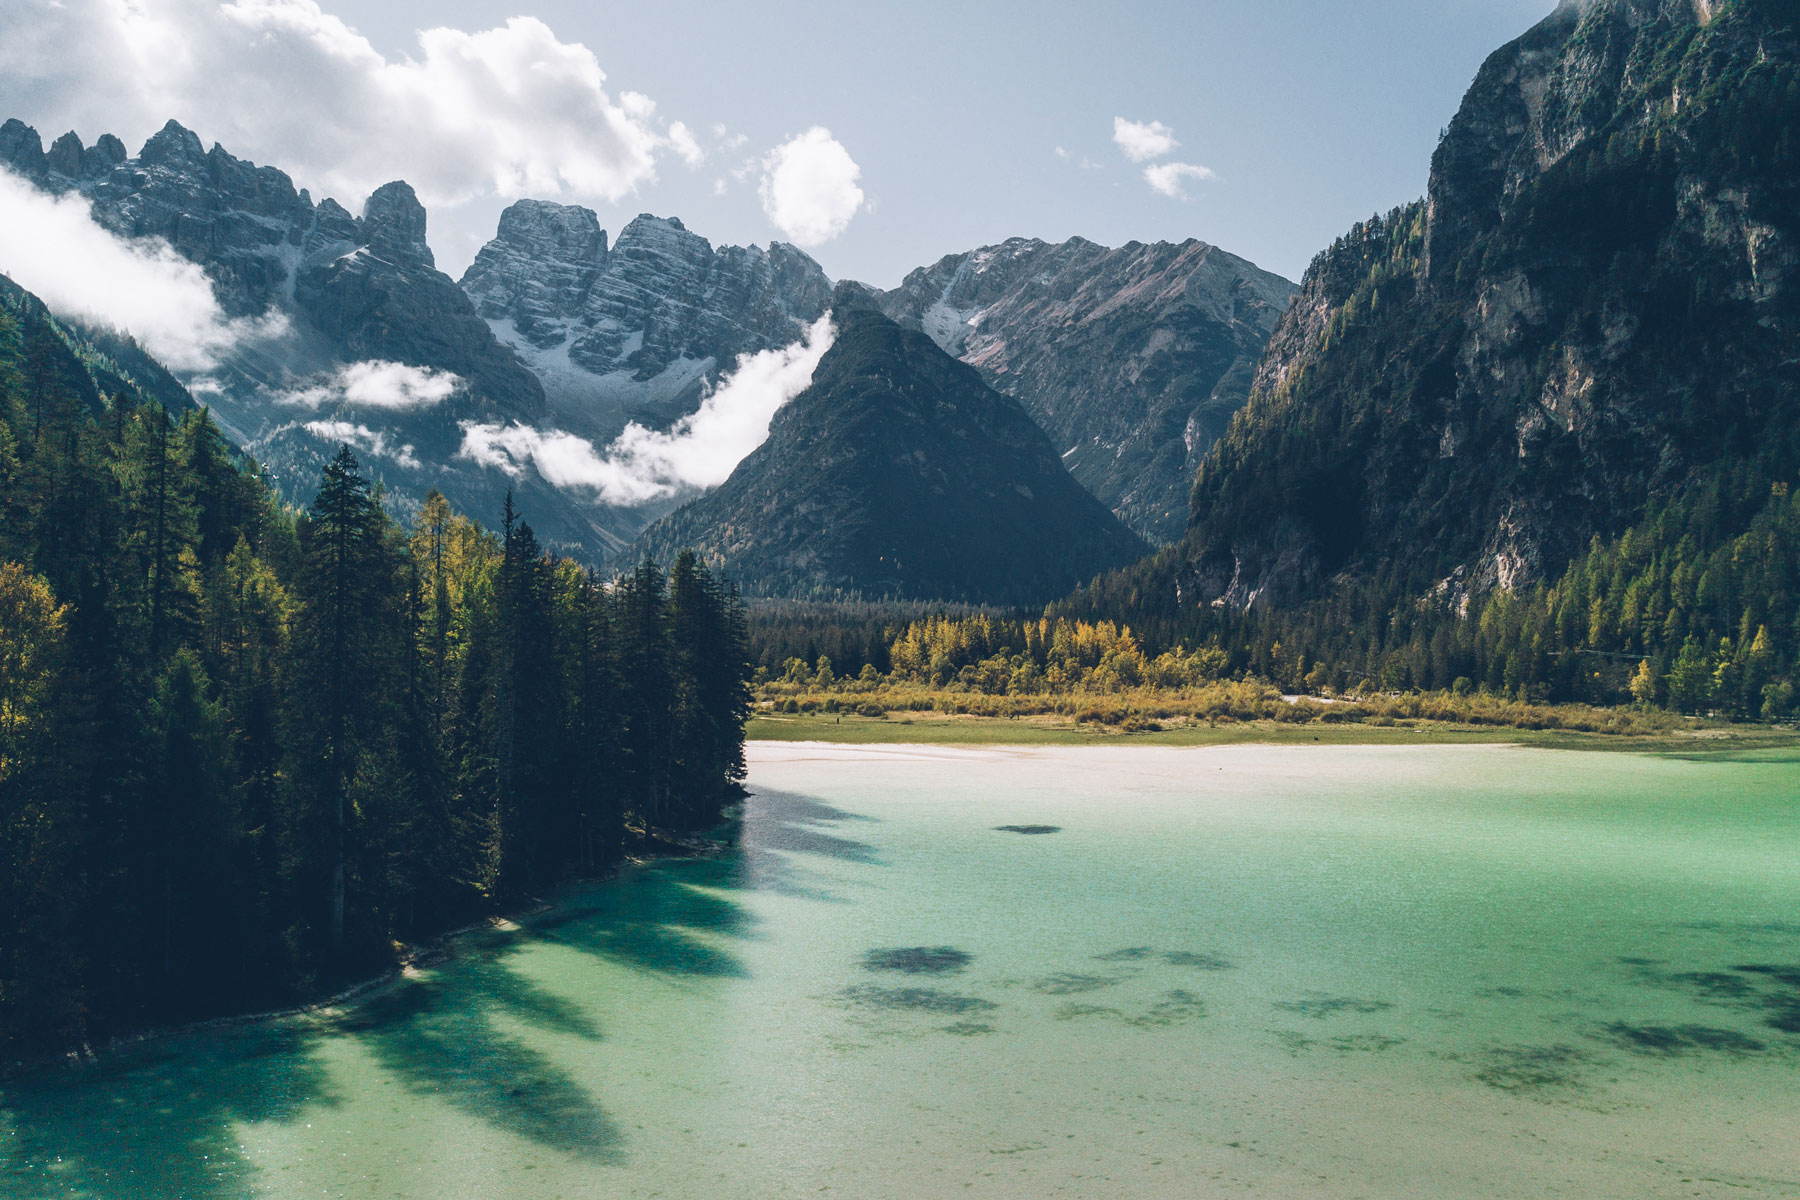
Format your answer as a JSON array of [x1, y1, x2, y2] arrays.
[[3, 0, 1554, 286]]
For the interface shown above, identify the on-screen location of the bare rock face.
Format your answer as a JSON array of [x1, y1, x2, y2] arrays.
[[462, 203, 832, 438], [868, 237, 1295, 543], [1146, 0, 1800, 616], [461, 199, 609, 349]]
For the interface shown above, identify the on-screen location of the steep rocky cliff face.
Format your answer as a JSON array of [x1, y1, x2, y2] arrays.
[[0, 118, 643, 554], [627, 310, 1148, 604], [461, 202, 832, 440], [1138, 0, 1798, 616], [866, 237, 1295, 543]]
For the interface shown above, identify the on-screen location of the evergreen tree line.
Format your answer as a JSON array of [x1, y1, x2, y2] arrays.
[[0, 294, 751, 1060]]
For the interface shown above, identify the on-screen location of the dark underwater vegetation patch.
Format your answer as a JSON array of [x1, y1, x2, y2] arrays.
[[1666, 971, 1758, 1001], [861, 947, 972, 975], [1273, 996, 1394, 1019], [1474, 1044, 1591, 1094], [1596, 1022, 1766, 1057], [1766, 1006, 1800, 1034], [1272, 1030, 1315, 1055], [1329, 1034, 1405, 1054], [1637, 962, 1800, 1033], [1732, 964, 1800, 989], [1126, 989, 1208, 1028], [941, 1021, 996, 1036], [994, 825, 1061, 835], [1162, 951, 1234, 970], [1029, 973, 1119, 996], [1054, 1003, 1123, 1021], [1093, 947, 1156, 962], [839, 985, 998, 1016]]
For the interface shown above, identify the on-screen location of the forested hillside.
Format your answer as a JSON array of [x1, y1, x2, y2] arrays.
[[629, 309, 1148, 604], [0, 276, 752, 1060]]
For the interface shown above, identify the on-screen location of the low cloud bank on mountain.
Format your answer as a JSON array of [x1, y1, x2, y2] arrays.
[[458, 314, 834, 503], [0, 166, 284, 370], [299, 420, 421, 470], [759, 130, 865, 246], [278, 361, 464, 410], [0, 0, 691, 212]]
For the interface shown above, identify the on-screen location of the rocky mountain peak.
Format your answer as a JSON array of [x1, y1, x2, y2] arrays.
[[139, 119, 207, 169], [0, 118, 40, 175], [361, 180, 434, 270], [45, 130, 84, 176], [460, 206, 832, 439], [496, 198, 607, 258], [1423, 0, 1719, 278], [462, 199, 609, 350]]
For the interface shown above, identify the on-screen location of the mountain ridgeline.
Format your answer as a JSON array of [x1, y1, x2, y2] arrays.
[[0, 111, 1302, 594], [862, 237, 1295, 543], [0, 272, 753, 1058], [1069, 0, 1800, 713], [629, 309, 1149, 605], [0, 117, 651, 557]]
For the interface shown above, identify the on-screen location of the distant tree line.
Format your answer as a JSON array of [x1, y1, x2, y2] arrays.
[[1060, 463, 1800, 718], [0, 294, 751, 1060], [752, 456, 1800, 721]]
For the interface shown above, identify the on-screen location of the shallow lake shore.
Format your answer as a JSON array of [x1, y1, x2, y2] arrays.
[[749, 709, 1800, 754]]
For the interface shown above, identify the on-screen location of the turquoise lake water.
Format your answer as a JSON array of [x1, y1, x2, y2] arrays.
[[3, 743, 1798, 1198]]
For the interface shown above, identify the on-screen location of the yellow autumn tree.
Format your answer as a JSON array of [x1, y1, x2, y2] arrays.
[[0, 562, 66, 786]]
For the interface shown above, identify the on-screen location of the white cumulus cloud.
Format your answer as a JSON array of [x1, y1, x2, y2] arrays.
[[300, 419, 422, 470], [457, 314, 834, 504], [1112, 117, 1179, 163], [0, 0, 699, 213], [0, 166, 285, 370], [667, 121, 704, 168], [758, 129, 865, 247], [1143, 161, 1217, 199], [278, 360, 463, 409]]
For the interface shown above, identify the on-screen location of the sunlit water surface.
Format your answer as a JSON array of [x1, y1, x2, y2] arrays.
[[4, 743, 1799, 1199]]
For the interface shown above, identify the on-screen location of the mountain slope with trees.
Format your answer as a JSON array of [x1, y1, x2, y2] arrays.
[[0, 273, 752, 1060], [1068, 0, 1800, 713], [628, 309, 1149, 605]]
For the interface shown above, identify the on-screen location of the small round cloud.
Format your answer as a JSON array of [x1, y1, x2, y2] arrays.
[[758, 128, 866, 247], [1113, 117, 1180, 163]]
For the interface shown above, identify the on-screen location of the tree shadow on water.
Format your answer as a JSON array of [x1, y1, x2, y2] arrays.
[[2, 947, 632, 1195], [1, 1020, 342, 1200], [537, 860, 761, 978], [725, 788, 883, 902], [0, 791, 884, 1196], [353, 954, 625, 1167]]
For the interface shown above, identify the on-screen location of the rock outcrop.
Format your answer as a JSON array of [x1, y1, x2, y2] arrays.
[[627, 310, 1149, 604]]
